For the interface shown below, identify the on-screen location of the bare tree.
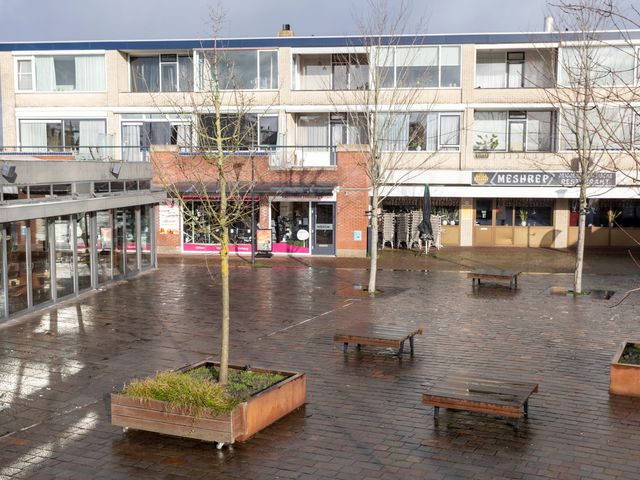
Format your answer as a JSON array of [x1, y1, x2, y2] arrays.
[[540, 0, 638, 293], [325, 0, 454, 294], [150, 9, 271, 385]]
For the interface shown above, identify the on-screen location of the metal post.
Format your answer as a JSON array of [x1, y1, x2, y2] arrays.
[[251, 155, 256, 265]]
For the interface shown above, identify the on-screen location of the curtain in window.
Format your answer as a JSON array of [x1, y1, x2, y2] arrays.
[[178, 56, 193, 91], [259, 51, 278, 89], [473, 112, 507, 150], [377, 113, 409, 151], [296, 114, 328, 150], [439, 115, 460, 148], [396, 47, 438, 88], [76, 55, 106, 91], [131, 57, 159, 92], [175, 124, 192, 147], [526, 111, 552, 151], [79, 121, 106, 157], [20, 122, 48, 151], [476, 51, 506, 88], [122, 124, 142, 161], [35, 56, 54, 91], [524, 50, 554, 88]]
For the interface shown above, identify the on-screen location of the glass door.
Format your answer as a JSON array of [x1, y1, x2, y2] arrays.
[[473, 199, 494, 246], [312, 203, 335, 255]]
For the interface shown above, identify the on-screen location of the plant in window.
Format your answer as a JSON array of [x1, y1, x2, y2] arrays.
[[607, 209, 621, 227], [474, 134, 499, 151], [518, 208, 529, 226]]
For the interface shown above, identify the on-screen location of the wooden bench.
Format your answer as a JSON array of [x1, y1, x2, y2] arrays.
[[333, 326, 423, 358], [468, 269, 521, 290], [422, 376, 538, 430]]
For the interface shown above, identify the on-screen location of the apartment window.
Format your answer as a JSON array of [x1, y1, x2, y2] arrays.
[[17, 59, 33, 90], [378, 112, 461, 151], [19, 119, 106, 152], [332, 54, 369, 90], [200, 50, 278, 90], [15, 55, 106, 92], [507, 52, 524, 88], [559, 46, 635, 86], [476, 49, 555, 88], [122, 116, 191, 161], [474, 110, 555, 152], [560, 106, 632, 150], [200, 113, 278, 149], [130, 54, 193, 92], [374, 45, 461, 89]]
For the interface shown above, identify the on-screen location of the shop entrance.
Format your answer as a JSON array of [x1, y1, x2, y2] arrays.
[[473, 199, 494, 246], [312, 202, 335, 255]]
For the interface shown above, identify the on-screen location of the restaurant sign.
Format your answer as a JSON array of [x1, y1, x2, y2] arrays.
[[472, 171, 616, 187]]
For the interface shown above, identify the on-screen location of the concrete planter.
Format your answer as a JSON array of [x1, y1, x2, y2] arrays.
[[111, 361, 306, 445], [609, 342, 640, 397]]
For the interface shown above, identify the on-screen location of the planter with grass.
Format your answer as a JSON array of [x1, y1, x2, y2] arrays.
[[111, 360, 306, 446], [609, 342, 640, 397]]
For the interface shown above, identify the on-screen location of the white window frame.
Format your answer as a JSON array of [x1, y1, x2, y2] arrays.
[[15, 57, 35, 92], [128, 53, 194, 93], [376, 45, 462, 90], [195, 49, 279, 92], [474, 110, 555, 152], [14, 53, 107, 93], [436, 113, 462, 151], [18, 118, 107, 150]]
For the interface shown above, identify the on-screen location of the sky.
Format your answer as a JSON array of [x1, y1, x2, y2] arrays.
[[0, 0, 636, 42]]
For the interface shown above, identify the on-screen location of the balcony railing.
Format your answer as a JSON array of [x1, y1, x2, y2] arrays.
[[0, 146, 151, 162]]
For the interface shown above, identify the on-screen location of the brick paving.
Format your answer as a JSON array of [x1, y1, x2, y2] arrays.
[[1, 254, 640, 479]]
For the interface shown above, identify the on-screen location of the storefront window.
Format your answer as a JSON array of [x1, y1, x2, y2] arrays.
[[96, 210, 112, 283], [114, 209, 125, 277], [125, 207, 138, 275], [499, 199, 554, 226], [271, 201, 310, 253], [578, 199, 640, 228], [182, 200, 253, 253], [7, 221, 28, 315], [140, 205, 153, 269], [54, 216, 74, 299], [31, 218, 51, 307], [475, 199, 493, 226], [76, 213, 92, 291]]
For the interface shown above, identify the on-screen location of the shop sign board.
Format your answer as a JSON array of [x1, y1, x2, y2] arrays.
[[256, 229, 273, 252], [472, 171, 616, 187], [159, 203, 180, 235]]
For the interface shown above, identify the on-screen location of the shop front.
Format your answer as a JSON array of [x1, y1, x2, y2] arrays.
[[269, 197, 336, 255]]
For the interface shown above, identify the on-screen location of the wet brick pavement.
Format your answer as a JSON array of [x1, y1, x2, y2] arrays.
[[1, 258, 640, 479]]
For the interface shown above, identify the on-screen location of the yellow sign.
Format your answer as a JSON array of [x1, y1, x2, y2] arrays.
[[473, 172, 489, 185]]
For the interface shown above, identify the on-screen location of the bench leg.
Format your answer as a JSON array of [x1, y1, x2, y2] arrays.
[[433, 406, 439, 425], [409, 335, 415, 355], [472, 278, 476, 287], [513, 418, 520, 431], [515, 276, 518, 289], [524, 401, 529, 418], [398, 341, 405, 358], [343, 342, 348, 353], [510, 278, 514, 290], [356, 344, 361, 351]]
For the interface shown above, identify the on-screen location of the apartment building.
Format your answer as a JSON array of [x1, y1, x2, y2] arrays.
[[1, 26, 639, 278]]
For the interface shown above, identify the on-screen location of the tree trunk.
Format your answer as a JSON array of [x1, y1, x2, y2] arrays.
[[367, 186, 379, 296], [574, 184, 587, 294], [219, 223, 230, 385]]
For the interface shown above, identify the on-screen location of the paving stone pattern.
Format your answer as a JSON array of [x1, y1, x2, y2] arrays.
[[0, 261, 640, 479]]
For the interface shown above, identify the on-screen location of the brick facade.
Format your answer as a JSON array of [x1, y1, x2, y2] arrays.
[[151, 149, 370, 257]]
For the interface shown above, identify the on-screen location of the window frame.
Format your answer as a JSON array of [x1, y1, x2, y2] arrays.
[[474, 110, 556, 153], [379, 111, 462, 152], [14, 53, 107, 93], [196, 49, 279, 91], [375, 45, 462, 90], [18, 118, 107, 151], [129, 53, 194, 93]]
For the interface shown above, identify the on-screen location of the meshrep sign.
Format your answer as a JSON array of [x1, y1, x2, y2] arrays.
[[472, 171, 616, 187]]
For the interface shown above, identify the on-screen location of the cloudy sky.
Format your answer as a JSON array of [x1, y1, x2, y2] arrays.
[[0, 0, 636, 42]]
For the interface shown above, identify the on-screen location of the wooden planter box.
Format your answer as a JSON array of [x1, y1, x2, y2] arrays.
[[610, 342, 640, 397], [111, 361, 306, 444]]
